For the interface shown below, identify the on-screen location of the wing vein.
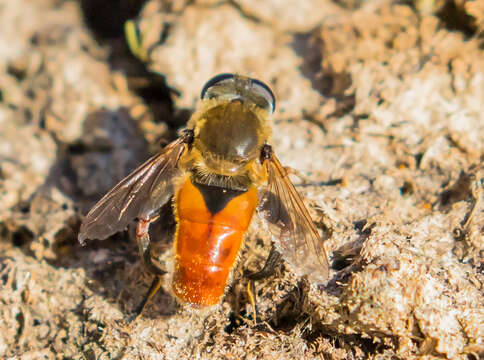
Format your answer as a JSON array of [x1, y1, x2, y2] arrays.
[[78, 138, 186, 242]]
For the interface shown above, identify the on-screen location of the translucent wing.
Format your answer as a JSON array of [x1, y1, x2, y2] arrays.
[[258, 153, 330, 283], [78, 137, 187, 244]]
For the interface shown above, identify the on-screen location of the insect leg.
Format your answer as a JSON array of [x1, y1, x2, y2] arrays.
[[246, 280, 258, 323], [133, 217, 167, 319], [246, 245, 282, 280], [245, 245, 282, 323], [136, 217, 167, 276], [132, 276, 163, 321]]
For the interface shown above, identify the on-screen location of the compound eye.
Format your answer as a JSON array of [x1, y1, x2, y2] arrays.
[[250, 78, 275, 114], [200, 73, 235, 100], [201, 73, 276, 113]]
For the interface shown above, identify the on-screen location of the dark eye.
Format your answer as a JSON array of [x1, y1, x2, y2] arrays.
[[200, 73, 276, 113], [249, 78, 275, 114], [200, 73, 235, 100]]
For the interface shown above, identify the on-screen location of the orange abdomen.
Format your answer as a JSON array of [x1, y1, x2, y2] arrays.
[[173, 178, 258, 306]]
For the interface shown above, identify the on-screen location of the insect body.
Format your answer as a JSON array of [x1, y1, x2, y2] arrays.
[[78, 74, 329, 311]]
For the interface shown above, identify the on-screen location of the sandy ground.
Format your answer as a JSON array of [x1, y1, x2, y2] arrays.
[[0, 0, 483, 359]]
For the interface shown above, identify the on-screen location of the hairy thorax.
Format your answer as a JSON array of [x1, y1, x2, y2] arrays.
[[183, 99, 271, 190]]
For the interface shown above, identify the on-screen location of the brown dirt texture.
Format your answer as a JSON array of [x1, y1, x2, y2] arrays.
[[1, 0, 483, 359]]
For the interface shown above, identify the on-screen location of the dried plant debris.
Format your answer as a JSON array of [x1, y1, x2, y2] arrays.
[[0, 0, 483, 359]]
